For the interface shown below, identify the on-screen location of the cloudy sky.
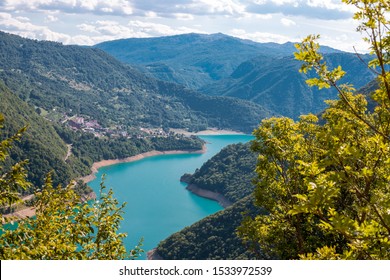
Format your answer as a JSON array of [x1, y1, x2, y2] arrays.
[[0, 0, 368, 52]]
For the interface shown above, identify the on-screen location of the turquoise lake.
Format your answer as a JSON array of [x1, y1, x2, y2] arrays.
[[88, 134, 253, 259]]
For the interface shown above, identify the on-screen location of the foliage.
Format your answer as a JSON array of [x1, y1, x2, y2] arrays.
[[1, 79, 203, 195], [0, 116, 142, 260], [1, 176, 143, 259], [0, 114, 31, 212], [96, 32, 374, 119], [96, 34, 279, 89], [238, 0, 390, 260], [55, 125, 204, 167], [202, 52, 375, 119], [157, 143, 261, 260], [156, 196, 261, 260], [186, 143, 257, 202], [0, 31, 269, 134], [96, 33, 341, 90], [0, 82, 89, 189]]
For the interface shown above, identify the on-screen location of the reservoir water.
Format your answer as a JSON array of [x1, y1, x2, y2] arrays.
[[88, 134, 253, 259]]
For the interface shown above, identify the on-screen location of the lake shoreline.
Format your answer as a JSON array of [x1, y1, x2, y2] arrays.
[[186, 184, 233, 208], [171, 128, 245, 136], [5, 145, 207, 221], [80, 145, 207, 184], [147, 183, 233, 260]]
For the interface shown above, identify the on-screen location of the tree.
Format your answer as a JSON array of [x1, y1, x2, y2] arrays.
[[238, 0, 390, 260], [0, 114, 142, 259], [0, 114, 30, 214]]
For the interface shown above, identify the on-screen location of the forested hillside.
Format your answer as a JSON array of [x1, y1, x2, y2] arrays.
[[201, 53, 375, 119], [55, 125, 204, 169], [96, 32, 374, 119], [95, 33, 341, 90], [155, 143, 263, 259], [0, 31, 270, 134], [0, 82, 88, 188], [156, 196, 263, 260], [183, 143, 257, 202], [0, 81, 205, 193]]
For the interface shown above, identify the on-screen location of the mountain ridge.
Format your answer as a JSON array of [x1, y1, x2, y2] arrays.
[[95, 33, 343, 90], [201, 53, 375, 119], [0, 31, 270, 134]]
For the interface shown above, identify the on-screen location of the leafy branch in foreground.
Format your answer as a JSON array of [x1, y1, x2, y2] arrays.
[[1, 174, 143, 260], [0, 114, 31, 218], [0, 114, 142, 259], [239, 0, 390, 260]]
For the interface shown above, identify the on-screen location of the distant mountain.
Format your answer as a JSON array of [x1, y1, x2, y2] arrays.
[[95, 33, 343, 90], [201, 53, 375, 119], [0, 31, 271, 134]]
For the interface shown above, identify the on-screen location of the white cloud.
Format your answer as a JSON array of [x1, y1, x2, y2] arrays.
[[246, 0, 353, 20], [231, 28, 293, 43], [306, 0, 354, 12], [76, 20, 202, 43], [0, 0, 367, 51], [319, 33, 370, 53], [127, 20, 202, 37], [173, 13, 195, 21], [77, 20, 134, 38], [132, 0, 246, 17], [15, 16, 30, 22], [77, 23, 100, 34], [0, 12, 71, 42], [2, 0, 134, 16], [281, 18, 296, 26], [181, 0, 246, 15], [271, 0, 299, 6], [45, 15, 58, 22]]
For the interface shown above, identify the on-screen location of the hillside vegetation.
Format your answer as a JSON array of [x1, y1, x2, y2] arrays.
[[201, 53, 375, 119], [0, 82, 88, 188], [0, 31, 270, 134], [156, 143, 263, 259], [95, 33, 341, 90]]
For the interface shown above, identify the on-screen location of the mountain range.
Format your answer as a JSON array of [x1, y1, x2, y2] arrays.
[[0, 31, 270, 134], [95, 33, 343, 91], [201, 53, 375, 118], [0, 31, 377, 259], [95, 33, 374, 119], [0, 31, 273, 192]]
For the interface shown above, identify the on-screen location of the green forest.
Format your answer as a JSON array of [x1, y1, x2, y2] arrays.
[[156, 143, 263, 259], [158, 0, 390, 260], [1, 0, 390, 261], [0, 30, 270, 133]]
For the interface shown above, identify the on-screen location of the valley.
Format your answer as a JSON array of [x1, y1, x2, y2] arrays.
[[0, 27, 385, 261]]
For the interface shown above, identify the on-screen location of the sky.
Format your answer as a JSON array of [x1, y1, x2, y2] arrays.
[[0, 0, 369, 52]]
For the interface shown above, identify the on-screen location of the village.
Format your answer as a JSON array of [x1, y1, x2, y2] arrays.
[[62, 114, 177, 140]]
